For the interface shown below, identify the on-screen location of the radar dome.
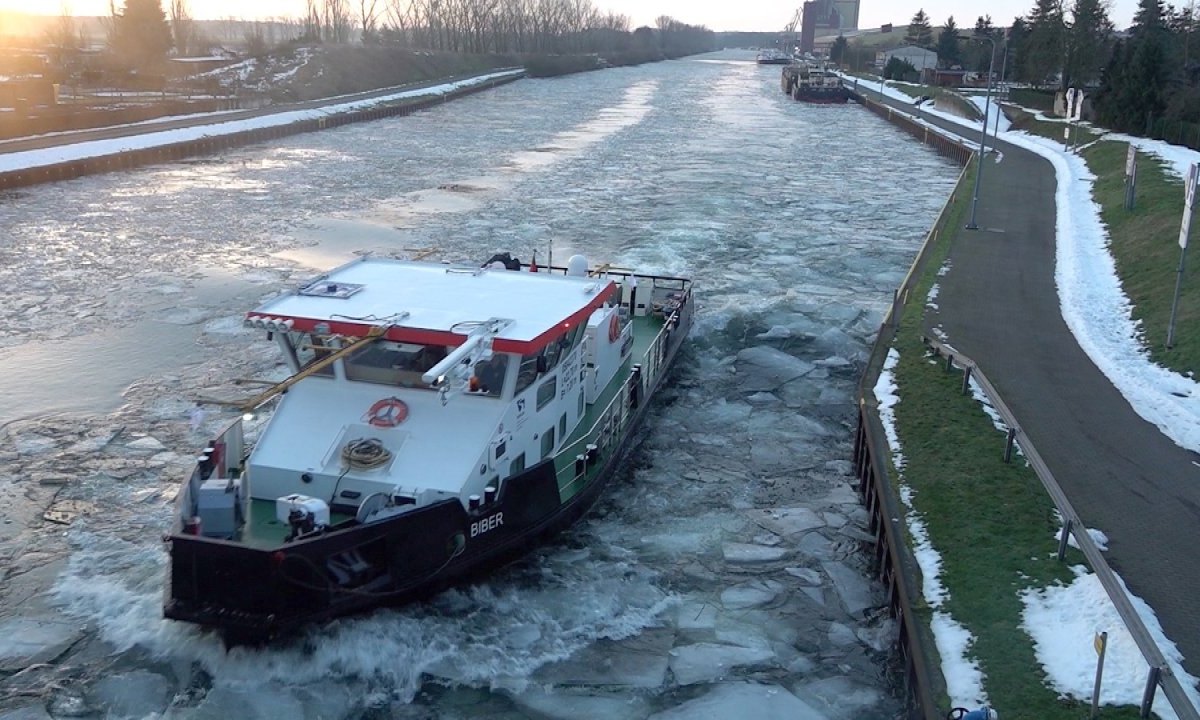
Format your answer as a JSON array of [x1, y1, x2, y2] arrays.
[[566, 255, 589, 277]]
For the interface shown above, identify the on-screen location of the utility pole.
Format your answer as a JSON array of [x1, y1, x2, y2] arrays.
[[966, 34, 996, 231]]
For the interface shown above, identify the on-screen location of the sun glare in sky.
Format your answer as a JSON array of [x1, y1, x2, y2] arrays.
[[0, 0, 1144, 33]]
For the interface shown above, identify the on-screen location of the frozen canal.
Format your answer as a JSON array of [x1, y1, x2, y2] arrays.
[[0, 50, 959, 718]]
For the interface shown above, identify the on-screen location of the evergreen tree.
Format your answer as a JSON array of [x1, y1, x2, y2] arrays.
[[830, 35, 848, 65], [1094, 40, 1132, 129], [1065, 0, 1113, 87], [969, 15, 999, 72], [936, 16, 961, 67], [110, 0, 172, 69], [905, 9, 934, 48], [1008, 17, 1032, 82], [1025, 0, 1066, 87], [1132, 0, 1167, 38], [1128, 35, 1171, 130]]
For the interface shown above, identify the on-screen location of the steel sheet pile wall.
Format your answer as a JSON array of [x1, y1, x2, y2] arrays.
[[858, 93, 974, 166], [853, 154, 968, 718], [0, 73, 522, 191]]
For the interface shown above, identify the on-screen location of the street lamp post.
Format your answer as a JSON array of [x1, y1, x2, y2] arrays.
[[995, 41, 1009, 142], [966, 34, 997, 231]]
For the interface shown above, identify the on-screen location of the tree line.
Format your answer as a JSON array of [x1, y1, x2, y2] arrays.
[[886, 0, 1200, 138], [98, 0, 714, 71]]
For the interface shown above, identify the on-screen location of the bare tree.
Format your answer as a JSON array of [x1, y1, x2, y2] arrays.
[[47, 3, 83, 76], [359, 0, 379, 41], [324, 0, 353, 43], [170, 0, 194, 56], [103, 0, 120, 45], [304, 0, 322, 40]]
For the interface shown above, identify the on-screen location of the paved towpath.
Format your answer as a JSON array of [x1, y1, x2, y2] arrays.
[[864, 86, 1200, 684]]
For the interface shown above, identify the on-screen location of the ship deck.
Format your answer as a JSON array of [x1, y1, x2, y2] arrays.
[[236, 313, 667, 550]]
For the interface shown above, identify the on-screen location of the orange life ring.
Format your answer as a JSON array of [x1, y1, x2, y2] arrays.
[[366, 397, 408, 427], [608, 314, 620, 343]]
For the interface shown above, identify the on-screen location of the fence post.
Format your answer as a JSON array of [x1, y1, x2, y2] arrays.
[[1004, 427, 1017, 463], [1056, 517, 1072, 560], [961, 365, 973, 395], [1141, 666, 1161, 718]]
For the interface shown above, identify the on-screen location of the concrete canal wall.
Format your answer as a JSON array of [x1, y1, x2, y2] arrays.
[[0, 72, 522, 192]]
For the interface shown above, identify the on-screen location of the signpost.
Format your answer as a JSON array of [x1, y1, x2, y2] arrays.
[[1167, 162, 1199, 348], [1125, 144, 1138, 211], [1092, 631, 1109, 719], [1065, 88, 1084, 150]]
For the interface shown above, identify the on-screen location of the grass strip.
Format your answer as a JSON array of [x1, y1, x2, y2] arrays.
[[887, 158, 1147, 720], [1084, 140, 1200, 374]]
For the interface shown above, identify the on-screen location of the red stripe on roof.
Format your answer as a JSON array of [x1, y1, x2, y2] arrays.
[[249, 280, 617, 355]]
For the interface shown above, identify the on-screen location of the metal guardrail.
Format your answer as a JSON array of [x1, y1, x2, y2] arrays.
[[921, 336, 1200, 720]]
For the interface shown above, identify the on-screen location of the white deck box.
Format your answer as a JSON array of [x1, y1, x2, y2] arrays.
[[275, 494, 331, 527]]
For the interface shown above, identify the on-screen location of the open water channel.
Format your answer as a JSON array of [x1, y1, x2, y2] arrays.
[[0, 50, 959, 719]]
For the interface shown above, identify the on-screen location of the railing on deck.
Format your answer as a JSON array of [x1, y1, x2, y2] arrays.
[[555, 298, 686, 498]]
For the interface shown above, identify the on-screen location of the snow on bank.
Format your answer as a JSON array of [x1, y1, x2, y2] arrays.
[[0, 70, 524, 174], [1102, 130, 1200, 181], [873, 349, 990, 709], [1023, 568, 1200, 719]]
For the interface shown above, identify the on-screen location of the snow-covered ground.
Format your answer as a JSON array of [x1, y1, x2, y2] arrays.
[[866, 76, 1200, 718]]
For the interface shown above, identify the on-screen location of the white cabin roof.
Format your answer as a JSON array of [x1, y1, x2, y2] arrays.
[[252, 258, 616, 354]]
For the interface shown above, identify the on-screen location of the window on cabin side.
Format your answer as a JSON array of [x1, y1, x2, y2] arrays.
[[537, 376, 557, 411]]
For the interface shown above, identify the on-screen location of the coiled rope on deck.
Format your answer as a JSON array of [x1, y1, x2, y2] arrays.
[[341, 437, 393, 470]]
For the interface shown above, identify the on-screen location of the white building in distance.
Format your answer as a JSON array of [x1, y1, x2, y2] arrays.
[[876, 45, 939, 72]]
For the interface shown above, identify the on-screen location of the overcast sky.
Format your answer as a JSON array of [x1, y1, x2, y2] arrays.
[[0, 0, 1147, 33]]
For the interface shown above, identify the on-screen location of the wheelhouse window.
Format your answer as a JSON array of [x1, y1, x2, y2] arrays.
[[294, 332, 335, 377], [514, 324, 588, 395], [471, 354, 510, 397], [344, 341, 448, 388]]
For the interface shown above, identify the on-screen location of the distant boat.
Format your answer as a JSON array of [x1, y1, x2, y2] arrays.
[[781, 62, 851, 104], [756, 48, 793, 65]]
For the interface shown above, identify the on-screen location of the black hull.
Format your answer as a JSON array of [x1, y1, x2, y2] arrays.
[[792, 90, 851, 104], [165, 296, 694, 643]]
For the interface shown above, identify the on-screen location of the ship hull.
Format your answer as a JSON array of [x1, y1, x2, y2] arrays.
[[164, 293, 694, 643], [793, 93, 850, 104]]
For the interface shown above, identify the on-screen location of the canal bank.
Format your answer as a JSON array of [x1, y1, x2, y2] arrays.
[[855, 81, 1200, 720], [0, 69, 524, 191]]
